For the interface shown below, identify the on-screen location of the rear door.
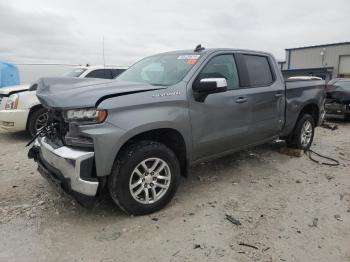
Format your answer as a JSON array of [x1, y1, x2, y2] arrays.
[[189, 53, 254, 161], [235, 53, 285, 142]]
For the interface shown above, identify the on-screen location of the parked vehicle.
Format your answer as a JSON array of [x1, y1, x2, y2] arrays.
[[0, 65, 126, 136], [327, 78, 350, 85], [28, 47, 326, 215], [325, 79, 350, 120]]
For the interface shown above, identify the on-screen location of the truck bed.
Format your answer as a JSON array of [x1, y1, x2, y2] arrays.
[[282, 79, 326, 136]]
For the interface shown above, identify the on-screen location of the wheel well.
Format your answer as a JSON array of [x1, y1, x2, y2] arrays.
[[119, 128, 188, 176], [26, 105, 44, 130], [299, 103, 319, 126]]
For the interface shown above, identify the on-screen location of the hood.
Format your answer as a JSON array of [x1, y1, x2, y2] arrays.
[[0, 84, 31, 95], [36, 77, 166, 109]]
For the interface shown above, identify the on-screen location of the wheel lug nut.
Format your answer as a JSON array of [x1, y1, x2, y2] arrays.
[[150, 183, 154, 187]]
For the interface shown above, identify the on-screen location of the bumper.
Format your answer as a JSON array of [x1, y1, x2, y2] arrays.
[[325, 102, 350, 115], [0, 109, 29, 132], [29, 137, 99, 197]]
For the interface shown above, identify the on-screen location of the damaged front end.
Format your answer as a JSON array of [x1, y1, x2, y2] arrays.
[[325, 81, 350, 117], [28, 109, 101, 201]]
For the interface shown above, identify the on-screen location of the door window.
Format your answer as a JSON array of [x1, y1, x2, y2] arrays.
[[242, 55, 274, 87], [197, 55, 240, 90]]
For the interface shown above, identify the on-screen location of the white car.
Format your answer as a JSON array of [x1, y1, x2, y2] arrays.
[[0, 65, 126, 136]]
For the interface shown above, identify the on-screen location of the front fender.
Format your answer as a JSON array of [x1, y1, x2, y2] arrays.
[[80, 87, 191, 177]]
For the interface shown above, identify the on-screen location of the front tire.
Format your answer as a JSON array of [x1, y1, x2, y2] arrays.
[[28, 108, 48, 137], [286, 114, 315, 150], [108, 140, 180, 215]]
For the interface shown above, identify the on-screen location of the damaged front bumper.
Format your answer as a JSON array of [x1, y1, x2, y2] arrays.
[[325, 101, 350, 115], [28, 137, 99, 198]]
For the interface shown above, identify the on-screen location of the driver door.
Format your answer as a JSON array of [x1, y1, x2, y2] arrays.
[[189, 54, 253, 161]]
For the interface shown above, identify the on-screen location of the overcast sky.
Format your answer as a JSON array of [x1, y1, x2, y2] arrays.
[[1, 0, 349, 66]]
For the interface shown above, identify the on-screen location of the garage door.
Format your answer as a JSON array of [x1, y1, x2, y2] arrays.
[[339, 55, 350, 77]]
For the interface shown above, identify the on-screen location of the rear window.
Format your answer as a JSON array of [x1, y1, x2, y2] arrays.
[[335, 81, 350, 89], [85, 69, 113, 79], [243, 55, 274, 87]]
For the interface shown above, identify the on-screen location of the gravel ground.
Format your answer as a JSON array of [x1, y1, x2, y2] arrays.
[[0, 117, 349, 262]]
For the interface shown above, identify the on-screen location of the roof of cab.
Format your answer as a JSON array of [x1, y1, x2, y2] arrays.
[[157, 48, 273, 57]]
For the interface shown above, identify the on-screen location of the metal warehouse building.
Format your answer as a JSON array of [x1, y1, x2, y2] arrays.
[[279, 42, 350, 81]]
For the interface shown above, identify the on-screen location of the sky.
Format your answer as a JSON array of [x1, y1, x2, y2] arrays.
[[1, 0, 349, 66]]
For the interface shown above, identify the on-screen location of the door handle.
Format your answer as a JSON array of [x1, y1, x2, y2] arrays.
[[275, 93, 283, 98], [236, 97, 248, 103]]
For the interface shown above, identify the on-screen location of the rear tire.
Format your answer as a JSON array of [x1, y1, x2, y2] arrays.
[[286, 114, 315, 150], [108, 140, 180, 215], [28, 108, 48, 137]]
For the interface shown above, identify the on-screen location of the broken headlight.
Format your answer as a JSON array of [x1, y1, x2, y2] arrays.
[[65, 108, 107, 124]]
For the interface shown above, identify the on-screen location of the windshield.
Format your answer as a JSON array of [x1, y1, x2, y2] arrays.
[[117, 53, 200, 86], [62, 68, 86, 77]]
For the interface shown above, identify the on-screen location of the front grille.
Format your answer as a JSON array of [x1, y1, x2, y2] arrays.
[[44, 110, 69, 147], [43, 110, 93, 149]]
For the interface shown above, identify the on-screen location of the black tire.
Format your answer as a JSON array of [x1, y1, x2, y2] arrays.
[[28, 107, 48, 137], [286, 114, 315, 150], [345, 113, 350, 121], [108, 140, 181, 215]]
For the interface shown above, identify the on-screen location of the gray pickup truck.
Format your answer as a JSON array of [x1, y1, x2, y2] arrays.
[[28, 47, 326, 215]]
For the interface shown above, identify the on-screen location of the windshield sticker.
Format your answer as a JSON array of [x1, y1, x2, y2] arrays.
[[186, 59, 198, 65], [177, 55, 200, 60]]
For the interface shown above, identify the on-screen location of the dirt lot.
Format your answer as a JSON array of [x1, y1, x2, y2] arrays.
[[0, 118, 349, 262]]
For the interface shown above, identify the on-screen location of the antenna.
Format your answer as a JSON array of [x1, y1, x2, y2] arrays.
[[194, 44, 205, 52]]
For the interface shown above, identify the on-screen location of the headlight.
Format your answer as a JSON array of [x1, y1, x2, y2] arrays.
[[65, 108, 107, 124], [5, 94, 19, 110]]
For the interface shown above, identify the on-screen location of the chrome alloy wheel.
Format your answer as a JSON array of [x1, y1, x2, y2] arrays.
[[300, 120, 312, 147], [129, 158, 171, 204], [35, 112, 48, 133]]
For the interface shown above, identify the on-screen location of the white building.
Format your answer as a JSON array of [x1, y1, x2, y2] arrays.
[[279, 42, 350, 81]]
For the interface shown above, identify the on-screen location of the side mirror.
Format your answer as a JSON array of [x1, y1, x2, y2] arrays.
[[195, 78, 228, 93]]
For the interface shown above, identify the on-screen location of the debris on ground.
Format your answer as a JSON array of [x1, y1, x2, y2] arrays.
[[334, 214, 343, 221], [322, 122, 338, 131], [193, 243, 205, 249], [262, 247, 270, 252], [279, 147, 304, 157], [198, 175, 218, 182], [226, 214, 242, 226], [309, 218, 319, 227], [325, 173, 334, 181], [172, 250, 181, 256], [238, 242, 259, 249]]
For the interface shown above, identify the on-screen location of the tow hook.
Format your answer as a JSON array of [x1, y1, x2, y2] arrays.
[[28, 146, 39, 161]]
